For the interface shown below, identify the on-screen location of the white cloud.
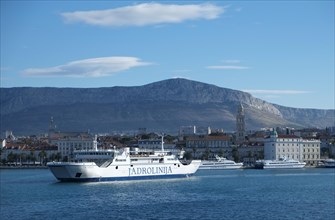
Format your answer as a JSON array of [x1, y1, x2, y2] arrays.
[[207, 65, 250, 70], [243, 90, 312, 95], [61, 3, 224, 27], [22, 57, 152, 77]]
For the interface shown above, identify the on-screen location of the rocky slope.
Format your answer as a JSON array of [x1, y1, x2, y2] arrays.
[[1, 78, 334, 135]]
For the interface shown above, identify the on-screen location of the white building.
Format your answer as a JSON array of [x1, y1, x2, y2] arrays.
[[48, 118, 97, 160], [138, 139, 175, 150], [264, 130, 320, 166], [185, 135, 232, 159], [301, 139, 321, 166]]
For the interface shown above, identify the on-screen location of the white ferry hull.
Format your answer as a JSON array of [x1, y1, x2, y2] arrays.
[[47, 161, 201, 182]]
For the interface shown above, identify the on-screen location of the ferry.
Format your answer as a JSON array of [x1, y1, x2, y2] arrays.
[[255, 157, 306, 169], [47, 138, 201, 182], [199, 155, 243, 170]]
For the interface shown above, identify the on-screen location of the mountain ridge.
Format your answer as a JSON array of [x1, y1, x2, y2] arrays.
[[1, 78, 334, 135]]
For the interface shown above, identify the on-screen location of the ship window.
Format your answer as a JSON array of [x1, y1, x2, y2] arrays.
[[75, 173, 82, 178], [130, 165, 133, 167], [116, 166, 118, 169]]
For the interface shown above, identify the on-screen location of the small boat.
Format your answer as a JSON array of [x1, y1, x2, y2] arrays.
[[323, 159, 335, 168], [255, 157, 306, 169], [199, 155, 243, 170], [47, 137, 201, 182]]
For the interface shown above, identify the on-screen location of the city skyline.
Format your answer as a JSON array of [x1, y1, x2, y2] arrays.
[[1, 1, 334, 109]]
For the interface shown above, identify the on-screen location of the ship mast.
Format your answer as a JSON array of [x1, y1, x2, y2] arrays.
[[161, 134, 164, 153]]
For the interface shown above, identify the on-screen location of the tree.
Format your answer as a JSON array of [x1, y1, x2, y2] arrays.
[[183, 151, 193, 160], [62, 156, 68, 162], [29, 150, 36, 164], [38, 150, 47, 165], [218, 148, 224, 157], [165, 135, 175, 143], [232, 147, 240, 162], [55, 152, 62, 162], [192, 147, 197, 159], [202, 148, 211, 160], [19, 153, 26, 165], [7, 152, 15, 163]]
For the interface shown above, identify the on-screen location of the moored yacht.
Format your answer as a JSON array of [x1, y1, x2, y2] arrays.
[[318, 159, 335, 168], [323, 159, 335, 168], [199, 155, 243, 170], [255, 157, 306, 169]]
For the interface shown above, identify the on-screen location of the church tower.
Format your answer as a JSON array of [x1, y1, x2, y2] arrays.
[[48, 117, 57, 143], [236, 103, 246, 144]]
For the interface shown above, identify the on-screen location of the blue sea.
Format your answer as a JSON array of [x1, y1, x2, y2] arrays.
[[1, 168, 334, 220]]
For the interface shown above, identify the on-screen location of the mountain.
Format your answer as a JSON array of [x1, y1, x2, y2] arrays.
[[1, 78, 334, 135]]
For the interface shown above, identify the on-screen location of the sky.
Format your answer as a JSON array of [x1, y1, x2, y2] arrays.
[[1, 1, 334, 110]]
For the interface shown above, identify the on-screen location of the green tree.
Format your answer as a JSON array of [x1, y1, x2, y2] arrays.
[[202, 148, 211, 160], [183, 151, 193, 160], [232, 147, 240, 162], [55, 152, 62, 162], [29, 150, 36, 164], [192, 147, 197, 159], [19, 153, 26, 165], [7, 152, 16, 163], [38, 150, 47, 165], [218, 148, 224, 157], [62, 156, 68, 162]]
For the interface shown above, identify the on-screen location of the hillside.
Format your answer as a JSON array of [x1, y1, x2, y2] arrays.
[[1, 78, 334, 135]]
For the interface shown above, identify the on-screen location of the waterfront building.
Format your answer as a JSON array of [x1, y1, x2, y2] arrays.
[[238, 143, 264, 166], [185, 135, 232, 159], [179, 126, 211, 136], [236, 103, 246, 144], [1, 144, 58, 165], [301, 139, 321, 166], [264, 129, 320, 166], [138, 138, 175, 150], [48, 118, 97, 160]]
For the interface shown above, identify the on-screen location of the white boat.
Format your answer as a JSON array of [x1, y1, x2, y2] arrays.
[[47, 138, 201, 182], [199, 155, 243, 170], [256, 157, 306, 169], [323, 159, 335, 168]]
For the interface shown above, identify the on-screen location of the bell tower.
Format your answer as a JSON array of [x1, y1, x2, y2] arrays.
[[236, 103, 246, 144], [48, 116, 57, 143]]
